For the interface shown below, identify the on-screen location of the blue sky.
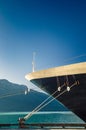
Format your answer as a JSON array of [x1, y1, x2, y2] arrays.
[[0, 0, 86, 91]]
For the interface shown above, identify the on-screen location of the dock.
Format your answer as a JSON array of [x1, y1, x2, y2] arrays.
[[0, 123, 86, 129]]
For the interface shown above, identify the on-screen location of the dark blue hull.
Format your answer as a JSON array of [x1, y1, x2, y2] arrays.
[[31, 74, 86, 122]]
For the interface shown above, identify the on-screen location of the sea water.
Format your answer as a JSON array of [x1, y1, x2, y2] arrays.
[[0, 111, 85, 129]]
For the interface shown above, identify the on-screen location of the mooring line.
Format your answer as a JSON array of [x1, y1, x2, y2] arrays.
[[24, 83, 65, 120], [24, 82, 77, 121]]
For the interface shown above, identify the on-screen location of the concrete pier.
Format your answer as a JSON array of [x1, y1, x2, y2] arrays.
[[0, 123, 86, 129]]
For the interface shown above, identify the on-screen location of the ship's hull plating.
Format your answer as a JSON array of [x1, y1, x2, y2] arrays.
[[26, 62, 86, 122], [31, 74, 86, 122]]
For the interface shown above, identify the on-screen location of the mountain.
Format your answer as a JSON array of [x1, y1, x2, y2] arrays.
[[0, 79, 68, 112]]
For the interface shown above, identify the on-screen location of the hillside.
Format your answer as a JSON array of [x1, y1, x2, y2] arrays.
[[0, 79, 68, 112]]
